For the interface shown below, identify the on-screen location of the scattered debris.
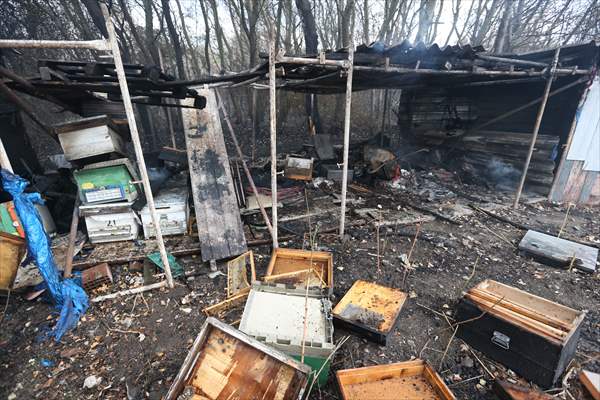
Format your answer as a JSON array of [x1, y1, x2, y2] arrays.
[[518, 230, 598, 273], [492, 379, 553, 400]]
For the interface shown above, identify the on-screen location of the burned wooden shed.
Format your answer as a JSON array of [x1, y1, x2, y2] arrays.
[[219, 40, 600, 205]]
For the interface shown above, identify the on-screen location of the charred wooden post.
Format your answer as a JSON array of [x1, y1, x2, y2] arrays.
[[269, 39, 279, 248], [63, 197, 80, 279], [101, 3, 174, 288], [513, 48, 561, 208], [339, 45, 354, 239]]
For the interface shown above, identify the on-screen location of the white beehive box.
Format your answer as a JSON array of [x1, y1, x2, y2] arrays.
[[140, 187, 189, 239], [80, 202, 139, 243], [54, 115, 126, 161]]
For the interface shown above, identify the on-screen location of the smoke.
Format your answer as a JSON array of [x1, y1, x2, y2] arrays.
[[486, 157, 520, 188]]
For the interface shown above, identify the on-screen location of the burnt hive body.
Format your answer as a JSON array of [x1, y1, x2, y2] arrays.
[[455, 280, 585, 388]]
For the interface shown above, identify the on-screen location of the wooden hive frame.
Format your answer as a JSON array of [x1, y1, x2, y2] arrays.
[[336, 359, 456, 400]]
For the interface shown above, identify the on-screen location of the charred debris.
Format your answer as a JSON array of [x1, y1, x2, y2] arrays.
[[0, 25, 599, 400]]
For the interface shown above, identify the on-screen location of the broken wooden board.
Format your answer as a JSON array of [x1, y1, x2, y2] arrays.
[[226, 251, 256, 298], [518, 230, 598, 273], [164, 317, 311, 400], [333, 280, 407, 345], [580, 370, 600, 400], [264, 248, 333, 294], [182, 89, 247, 262], [492, 379, 553, 400], [336, 359, 455, 400], [456, 280, 586, 388], [202, 292, 249, 326]]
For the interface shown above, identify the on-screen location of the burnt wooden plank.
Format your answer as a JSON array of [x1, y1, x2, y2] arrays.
[[518, 230, 598, 273], [182, 89, 247, 262], [492, 379, 553, 400]]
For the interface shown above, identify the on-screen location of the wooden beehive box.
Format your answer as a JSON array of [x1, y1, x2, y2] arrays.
[[332, 280, 407, 345], [264, 248, 333, 294], [455, 280, 586, 388], [284, 156, 313, 181], [55, 115, 126, 161], [336, 359, 456, 400], [165, 317, 311, 400]]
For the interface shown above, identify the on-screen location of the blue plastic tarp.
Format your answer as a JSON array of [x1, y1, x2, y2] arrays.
[[1, 169, 88, 341]]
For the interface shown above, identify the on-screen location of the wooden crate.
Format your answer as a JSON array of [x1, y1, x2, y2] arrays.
[[332, 280, 407, 345], [55, 115, 126, 161], [284, 156, 313, 181], [165, 317, 311, 400], [456, 280, 586, 388], [264, 248, 333, 294], [336, 359, 455, 400], [0, 232, 25, 291]]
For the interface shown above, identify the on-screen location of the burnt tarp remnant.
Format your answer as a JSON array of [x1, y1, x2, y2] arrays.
[[1, 169, 88, 340]]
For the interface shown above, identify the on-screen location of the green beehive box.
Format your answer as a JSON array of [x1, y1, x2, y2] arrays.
[[74, 158, 139, 204], [239, 282, 334, 386]]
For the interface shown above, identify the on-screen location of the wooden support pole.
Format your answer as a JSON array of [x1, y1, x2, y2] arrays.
[[215, 90, 274, 236], [91, 281, 168, 303], [339, 45, 354, 239], [101, 3, 174, 288], [63, 197, 80, 279], [513, 48, 561, 209], [0, 137, 12, 172], [269, 39, 278, 248], [0, 39, 109, 50]]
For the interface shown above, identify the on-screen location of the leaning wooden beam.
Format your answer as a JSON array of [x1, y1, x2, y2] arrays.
[[339, 45, 354, 239], [101, 3, 174, 288], [63, 198, 80, 279], [472, 77, 587, 131], [215, 90, 274, 237], [513, 48, 561, 208], [91, 281, 168, 303], [269, 40, 278, 248], [0, 80, 55, 138], [0, 39, 109, 51]]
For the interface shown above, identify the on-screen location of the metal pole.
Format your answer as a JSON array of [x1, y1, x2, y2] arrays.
[[101, 3, 174, 287], [513, 48, 561, 208], [269, 39, 278, 248], [215, 90, 274, 236], [339, 45, 354, 239]]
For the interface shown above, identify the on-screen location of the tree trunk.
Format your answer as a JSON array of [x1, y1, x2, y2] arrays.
[[161, 0, 186, 79], [295, 0, 323, 134], [415, 0, 437, 43]]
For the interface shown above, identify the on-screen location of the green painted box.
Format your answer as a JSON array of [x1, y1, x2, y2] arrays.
[[239, 282, 334, 386], [74, 158, 139, 204]]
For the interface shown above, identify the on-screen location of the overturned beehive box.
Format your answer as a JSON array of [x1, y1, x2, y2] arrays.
[[333, 280, 407, 345], [165, 317, 311, 400], [336, 359, 455, 400], [456, 280, 586, 388], [239, 282, 334, 386]]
